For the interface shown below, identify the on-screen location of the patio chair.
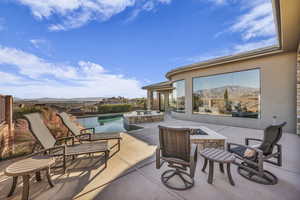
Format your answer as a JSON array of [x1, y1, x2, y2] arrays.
[[57, 112, 122, 154], [24, 113, 110, 173], [156, 126, 197, 190], [227, 122, 287, 185]]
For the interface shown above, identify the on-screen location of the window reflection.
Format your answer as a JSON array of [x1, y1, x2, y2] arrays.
[[193, 69, 260, 118], [170, 80, 185, 113]]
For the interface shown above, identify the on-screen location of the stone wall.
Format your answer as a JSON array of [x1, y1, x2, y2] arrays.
[[297, 44, 300, 135], [124, 113, 164, 124]]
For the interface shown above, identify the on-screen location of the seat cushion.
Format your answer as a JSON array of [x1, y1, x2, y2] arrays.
[[230, 146, 257, 159]]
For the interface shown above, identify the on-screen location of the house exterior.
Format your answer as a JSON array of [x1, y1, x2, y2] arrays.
[[142, 0, 300, 134]]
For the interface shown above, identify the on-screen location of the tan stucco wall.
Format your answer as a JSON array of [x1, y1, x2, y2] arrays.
[[169, 51, 297, 133]]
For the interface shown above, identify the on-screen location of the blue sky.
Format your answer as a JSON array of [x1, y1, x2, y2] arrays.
[[193, 69, 260, 91], [0, 0, 277, 98]]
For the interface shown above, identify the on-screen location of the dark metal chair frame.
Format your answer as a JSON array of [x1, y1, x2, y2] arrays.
[[156, 125, 198, 190], [227, 122, 286, 185], [57, 112, 122, 156]]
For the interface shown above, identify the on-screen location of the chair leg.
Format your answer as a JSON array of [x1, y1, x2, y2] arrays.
[[226, 164, 235, 186], [7, 176, 18, 197], [35, 171, 42, 182], [202, 158, 208, 172], [208, 160, 214, 184], [22, 175, 30, 200], [46, 168, 54, 188], [219, 163, 224, 173], [63, 155, 66, 173]]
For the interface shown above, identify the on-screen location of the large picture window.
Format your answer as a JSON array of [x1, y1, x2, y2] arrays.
[[170, 80, 185, 113], [193, 69, 260, 118]]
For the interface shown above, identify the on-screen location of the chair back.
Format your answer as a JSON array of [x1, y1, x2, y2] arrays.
[[259, 122, 287, 155], [24, 113, 56, 149], [158, 126, 191, 163], [58, 112, 82, 136]]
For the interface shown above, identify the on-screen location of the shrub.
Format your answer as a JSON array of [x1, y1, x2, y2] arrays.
[[13, 106, 42, 120], [97, 104, 132, 114]]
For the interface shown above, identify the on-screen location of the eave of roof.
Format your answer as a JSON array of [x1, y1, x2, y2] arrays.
[[142, 81, 173, 90], [166, 46, 282, 79]]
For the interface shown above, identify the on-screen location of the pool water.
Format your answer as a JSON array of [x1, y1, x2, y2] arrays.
[[77, 115, 126, 133]]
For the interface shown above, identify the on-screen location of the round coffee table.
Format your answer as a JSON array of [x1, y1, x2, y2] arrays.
[[200, 148, 235, 186], [5, 155, 55, 200]]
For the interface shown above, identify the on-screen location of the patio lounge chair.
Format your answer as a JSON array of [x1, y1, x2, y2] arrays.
[[24, 113, 110, 173], [57, 112, 122, 154], [227, 122, 287, 185], [156, 126, 198, 190]]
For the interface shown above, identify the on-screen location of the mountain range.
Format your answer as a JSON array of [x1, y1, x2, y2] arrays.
[[194, 85, 259, 99]]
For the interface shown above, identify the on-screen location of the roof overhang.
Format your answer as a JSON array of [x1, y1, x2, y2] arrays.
[[142, 81, 173, 90], [165, 0, 300, 79]]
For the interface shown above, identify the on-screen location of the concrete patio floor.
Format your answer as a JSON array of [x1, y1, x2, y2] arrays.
[[0, 117, 300, 200]]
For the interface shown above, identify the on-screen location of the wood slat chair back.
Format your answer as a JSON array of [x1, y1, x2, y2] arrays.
[[158, 125, 191, 163], [58, 112, 82, 136], [24, 113, 56, 149]]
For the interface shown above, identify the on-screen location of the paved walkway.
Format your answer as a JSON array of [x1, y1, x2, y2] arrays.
[[0, 117, 299, 200]]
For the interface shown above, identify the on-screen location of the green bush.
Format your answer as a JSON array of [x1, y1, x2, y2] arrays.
[[97, 104, 132, 114], [13, 106, 42, 120]]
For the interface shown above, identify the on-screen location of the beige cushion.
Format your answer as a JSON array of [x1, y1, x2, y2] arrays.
[[243, 144, 260, 158]]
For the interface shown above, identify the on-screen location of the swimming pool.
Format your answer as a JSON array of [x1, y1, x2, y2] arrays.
[[77, 114, 142, 133]]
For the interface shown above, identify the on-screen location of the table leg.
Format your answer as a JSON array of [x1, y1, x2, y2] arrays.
[[7, 176, 18, 197], [208, 160, 214, 184], [227, 164, 235, 186], [219, 163, 224, 173], [22, 175, 30, 200], [202, 158, 208, 172], [35, 171, 42, 182], [46, 168, 54, 188]]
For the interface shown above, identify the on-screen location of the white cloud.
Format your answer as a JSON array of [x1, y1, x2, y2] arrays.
[[0, 72, 21, 83], [30, 39, 47, 48], [16, 0, 172, 31], [0, 46, 145, 98], [233, 37, 277, 53], [230, 1, 276, 40]]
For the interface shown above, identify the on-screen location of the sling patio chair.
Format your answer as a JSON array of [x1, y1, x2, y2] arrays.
[[24, 113, 110, 173], [227, 122, 287, 185], [57, 112, 122, 155], [156, 125, 198, 190]]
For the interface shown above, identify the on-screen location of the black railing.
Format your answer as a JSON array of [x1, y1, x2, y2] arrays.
[[0, 95, 5, 125]]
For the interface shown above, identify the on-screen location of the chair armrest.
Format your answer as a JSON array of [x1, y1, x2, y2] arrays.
[[28, 145, 66, 157], [227, 142, 263, 154], [76, 133, 92, 140], [56, 136, 75, 145], [81, 127, 95, 134], [245, 138, 263, 145]]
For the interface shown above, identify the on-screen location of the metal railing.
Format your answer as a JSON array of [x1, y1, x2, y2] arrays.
[[0, 95, 6, 125]]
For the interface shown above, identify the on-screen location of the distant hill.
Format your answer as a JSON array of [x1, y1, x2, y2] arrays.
[[194, 85, 259, 99], [15, 97, 105, 102]]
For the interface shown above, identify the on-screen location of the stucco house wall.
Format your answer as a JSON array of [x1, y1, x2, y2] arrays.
[[169, 51, 297, 133]]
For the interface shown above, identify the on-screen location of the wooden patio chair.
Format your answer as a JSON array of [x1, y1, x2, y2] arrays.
[[227, 122, 287, 185], [57, 112, 122, 155], [24, 113, 109, 173], [156, 125, 198, 190]]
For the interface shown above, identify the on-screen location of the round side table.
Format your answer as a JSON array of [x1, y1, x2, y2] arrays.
[[201, 148, 235, 186], [5, 155, 55, 200]]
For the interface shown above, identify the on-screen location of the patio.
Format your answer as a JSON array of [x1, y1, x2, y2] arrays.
[[0, 117, 299, 200]]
